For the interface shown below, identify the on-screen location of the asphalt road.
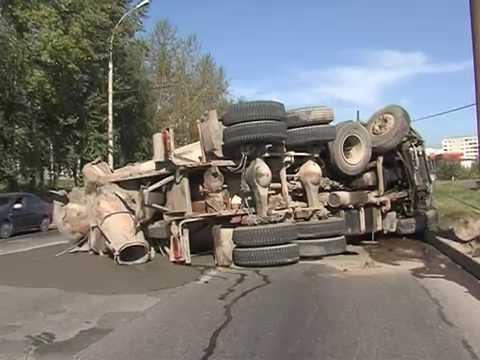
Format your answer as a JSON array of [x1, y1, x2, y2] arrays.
[[0, 233, 480, 360], [0, 229, 68, 255]]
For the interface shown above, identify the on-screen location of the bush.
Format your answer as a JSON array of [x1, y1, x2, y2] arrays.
[[435, 160, 480, 180], [436, 160, 463, 180]]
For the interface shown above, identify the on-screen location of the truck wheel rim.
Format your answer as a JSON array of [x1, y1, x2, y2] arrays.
[[371, 113, 395, 136], [341, 134, 364, 165]]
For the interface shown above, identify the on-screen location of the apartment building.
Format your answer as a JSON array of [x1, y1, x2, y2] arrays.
[[441, 136, 478, 167]]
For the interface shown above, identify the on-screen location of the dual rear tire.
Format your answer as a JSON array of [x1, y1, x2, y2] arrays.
[[222, 102, 339, 153], [233, 244, 300, 267], [232, 223, 300, 267], [286, 106, 336, 149], [231, 217, 348, 266], [294, 236, 347, 258], [293, 217, 347, 258], [222, 101, 288, 154]]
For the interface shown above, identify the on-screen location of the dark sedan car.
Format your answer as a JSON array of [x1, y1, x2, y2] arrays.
[[0, 193, 52, 239]]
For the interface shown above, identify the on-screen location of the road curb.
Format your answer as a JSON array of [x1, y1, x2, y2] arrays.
[[425, 231, 480, 280]]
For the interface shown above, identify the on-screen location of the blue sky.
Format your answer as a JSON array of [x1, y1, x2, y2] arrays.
[[143, 0, 476, 147]]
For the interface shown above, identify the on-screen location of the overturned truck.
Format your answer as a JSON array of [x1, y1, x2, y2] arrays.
[[54, 101, 435, 266]]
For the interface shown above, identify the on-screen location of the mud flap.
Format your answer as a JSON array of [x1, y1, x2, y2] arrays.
[[168, 222, 191, 264], [213, 226, 234, 267]]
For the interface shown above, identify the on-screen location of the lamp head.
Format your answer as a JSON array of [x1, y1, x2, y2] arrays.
[[135, 0, 150, 9]]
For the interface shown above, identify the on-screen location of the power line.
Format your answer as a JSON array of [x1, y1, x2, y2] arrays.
[[413, 103, 477, 122]]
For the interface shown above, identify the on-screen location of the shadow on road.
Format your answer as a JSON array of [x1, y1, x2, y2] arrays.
[[360, 237, 480, 302]]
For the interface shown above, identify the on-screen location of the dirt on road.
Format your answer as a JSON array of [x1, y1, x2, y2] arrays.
[[0, 244, 213, 294]]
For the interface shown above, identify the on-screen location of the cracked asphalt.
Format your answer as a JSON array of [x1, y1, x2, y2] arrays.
[[1, 234, 480, 360]]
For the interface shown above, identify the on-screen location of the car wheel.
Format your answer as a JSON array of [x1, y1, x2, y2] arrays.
[[233, 223, 298, 248], [329, 121, 372, 177], [366, 105, 411, 154], [294, 235, 347, 258], [0, 222, 13, 239], [40, 217, 50, 232], [233, 243, 300, 267], [222, 101, 286, 126]]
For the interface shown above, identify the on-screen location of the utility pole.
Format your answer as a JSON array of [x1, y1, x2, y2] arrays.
[[470, 0, 480, 167], [107, 0, 150, 169], [108, 44, 114, 169]]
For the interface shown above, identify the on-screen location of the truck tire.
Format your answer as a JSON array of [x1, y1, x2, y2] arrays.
[[295, 217, 346, 240], [294, 235, 347, 258], [366, 105, 411, 154], [329, 121, 372, 177], [233, 223, 298, 248], [223, 120, 287, 149], [233, 243, 300, 267], [286, 106, 334, 128], [286, 124, 336, 147], [222, 101, 286, 126]]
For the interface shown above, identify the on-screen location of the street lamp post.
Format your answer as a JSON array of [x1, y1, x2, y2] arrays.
[[107, 0, 150, 169]]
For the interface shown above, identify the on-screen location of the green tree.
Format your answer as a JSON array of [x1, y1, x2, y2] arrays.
[[114, 38, 155, 164], [149, 20, 229, 145], [0, 0, 154, 188], [0, 4, 229, 190], [0, 13, 34, 189], [436, 160, 464, 180]]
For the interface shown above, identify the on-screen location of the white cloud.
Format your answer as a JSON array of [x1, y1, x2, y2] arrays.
[[231, 50, 470, 109]]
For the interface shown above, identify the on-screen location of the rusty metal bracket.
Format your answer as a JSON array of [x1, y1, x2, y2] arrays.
[[376, 156, 385, 196], [145, 175, 175, 193], [297, 160, 322, 208], [244, 158, 272, 218]]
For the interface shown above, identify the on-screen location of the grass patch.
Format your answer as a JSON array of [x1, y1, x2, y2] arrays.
[[433, 180, 480, 223]]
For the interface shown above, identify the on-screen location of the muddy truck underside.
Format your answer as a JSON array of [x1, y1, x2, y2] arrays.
[[53, 101, 435, 266]]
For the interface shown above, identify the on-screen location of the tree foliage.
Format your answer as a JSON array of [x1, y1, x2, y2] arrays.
[[0, 2, 229, 190], [435, 160, 480, 180], [148, 20, 229, 145]]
